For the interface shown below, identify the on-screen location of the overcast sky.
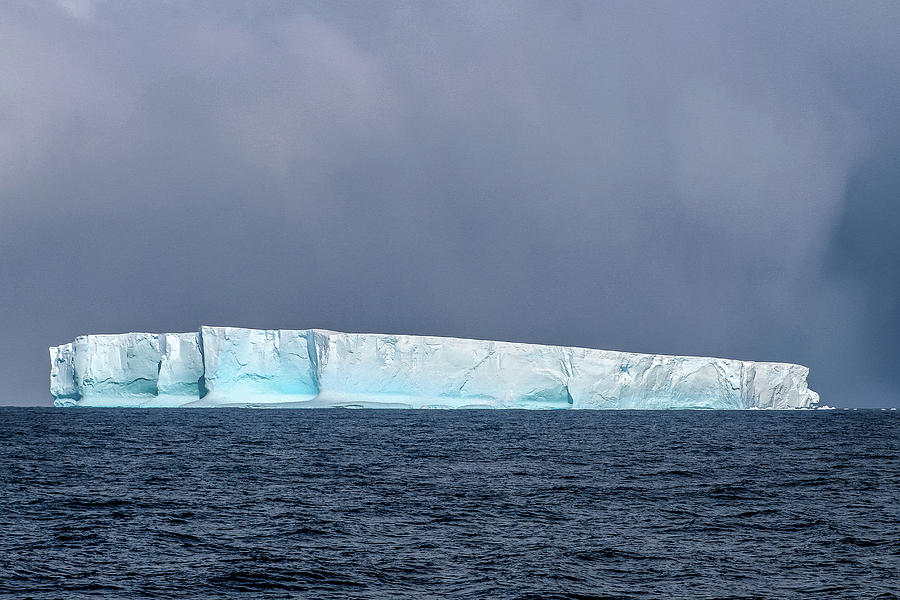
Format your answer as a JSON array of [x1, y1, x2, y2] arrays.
[[2, 1, 899, 407]]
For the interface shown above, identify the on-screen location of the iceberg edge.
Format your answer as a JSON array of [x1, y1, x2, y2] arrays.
[[50, 327, 819, 409]]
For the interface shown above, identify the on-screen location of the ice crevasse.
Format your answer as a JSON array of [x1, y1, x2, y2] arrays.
[[49, 327, 820, 409]]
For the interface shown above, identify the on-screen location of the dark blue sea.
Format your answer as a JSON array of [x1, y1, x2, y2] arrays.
[[1, 408, 898, 599]]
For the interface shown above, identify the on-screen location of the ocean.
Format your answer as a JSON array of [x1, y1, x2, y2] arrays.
[[0, 408, 897, 599]]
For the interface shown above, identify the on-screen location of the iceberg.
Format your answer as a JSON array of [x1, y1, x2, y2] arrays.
[[153, 332, 204, 406], [198, 326, 319, 405], [70, 333, 161, 406], [567, 350, 745, 409], [314, 332, 573, 409], [49, 327, 820, 409], [49, 343, 79, 407]]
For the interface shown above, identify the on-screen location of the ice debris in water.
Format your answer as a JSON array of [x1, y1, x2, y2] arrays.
[[49, 327, 820, 409]]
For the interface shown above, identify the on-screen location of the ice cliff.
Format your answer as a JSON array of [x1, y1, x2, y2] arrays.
[[49, 327, 820, 409], [54, 334, 161, 406], [156, 332, 203, 404]]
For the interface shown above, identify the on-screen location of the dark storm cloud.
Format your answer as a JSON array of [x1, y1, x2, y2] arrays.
[[2, 1, 899, 406]]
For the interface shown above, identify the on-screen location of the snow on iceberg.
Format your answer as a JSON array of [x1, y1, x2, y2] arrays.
[[49, 327, 820, 409]]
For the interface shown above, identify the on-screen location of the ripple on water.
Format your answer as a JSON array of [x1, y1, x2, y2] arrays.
[[0, 408, 898, 599]]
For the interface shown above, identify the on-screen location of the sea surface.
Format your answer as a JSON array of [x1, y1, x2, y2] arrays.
[[0, 408, 897, 599]]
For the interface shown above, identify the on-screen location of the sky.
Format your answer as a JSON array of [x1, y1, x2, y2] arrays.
[[1, 1, 899, 407]]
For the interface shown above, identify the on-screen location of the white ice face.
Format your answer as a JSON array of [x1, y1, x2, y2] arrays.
[[566, 350, 746, 409], [69, 333, 161, 405], [741, 361, 819, 410], [312, 332, 573, 409], [198, 326, 320, 405], [49, 342, 78, 405], [49, 327, 820, 409], [155, 332, 204, 402]]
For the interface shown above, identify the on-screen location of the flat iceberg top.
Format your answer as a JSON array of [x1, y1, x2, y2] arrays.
[[49, 327, 819, 409]]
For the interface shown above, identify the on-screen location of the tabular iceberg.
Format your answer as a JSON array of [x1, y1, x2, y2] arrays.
[[49, 343, 78, 406], [154, 332, 204, 406], [199, 327, 319, 405], [49, 327, 820, 409], [66, 334, 161, 406]]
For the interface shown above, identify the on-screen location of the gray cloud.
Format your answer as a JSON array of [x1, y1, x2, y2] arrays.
[[2, 1, 899, 406]]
